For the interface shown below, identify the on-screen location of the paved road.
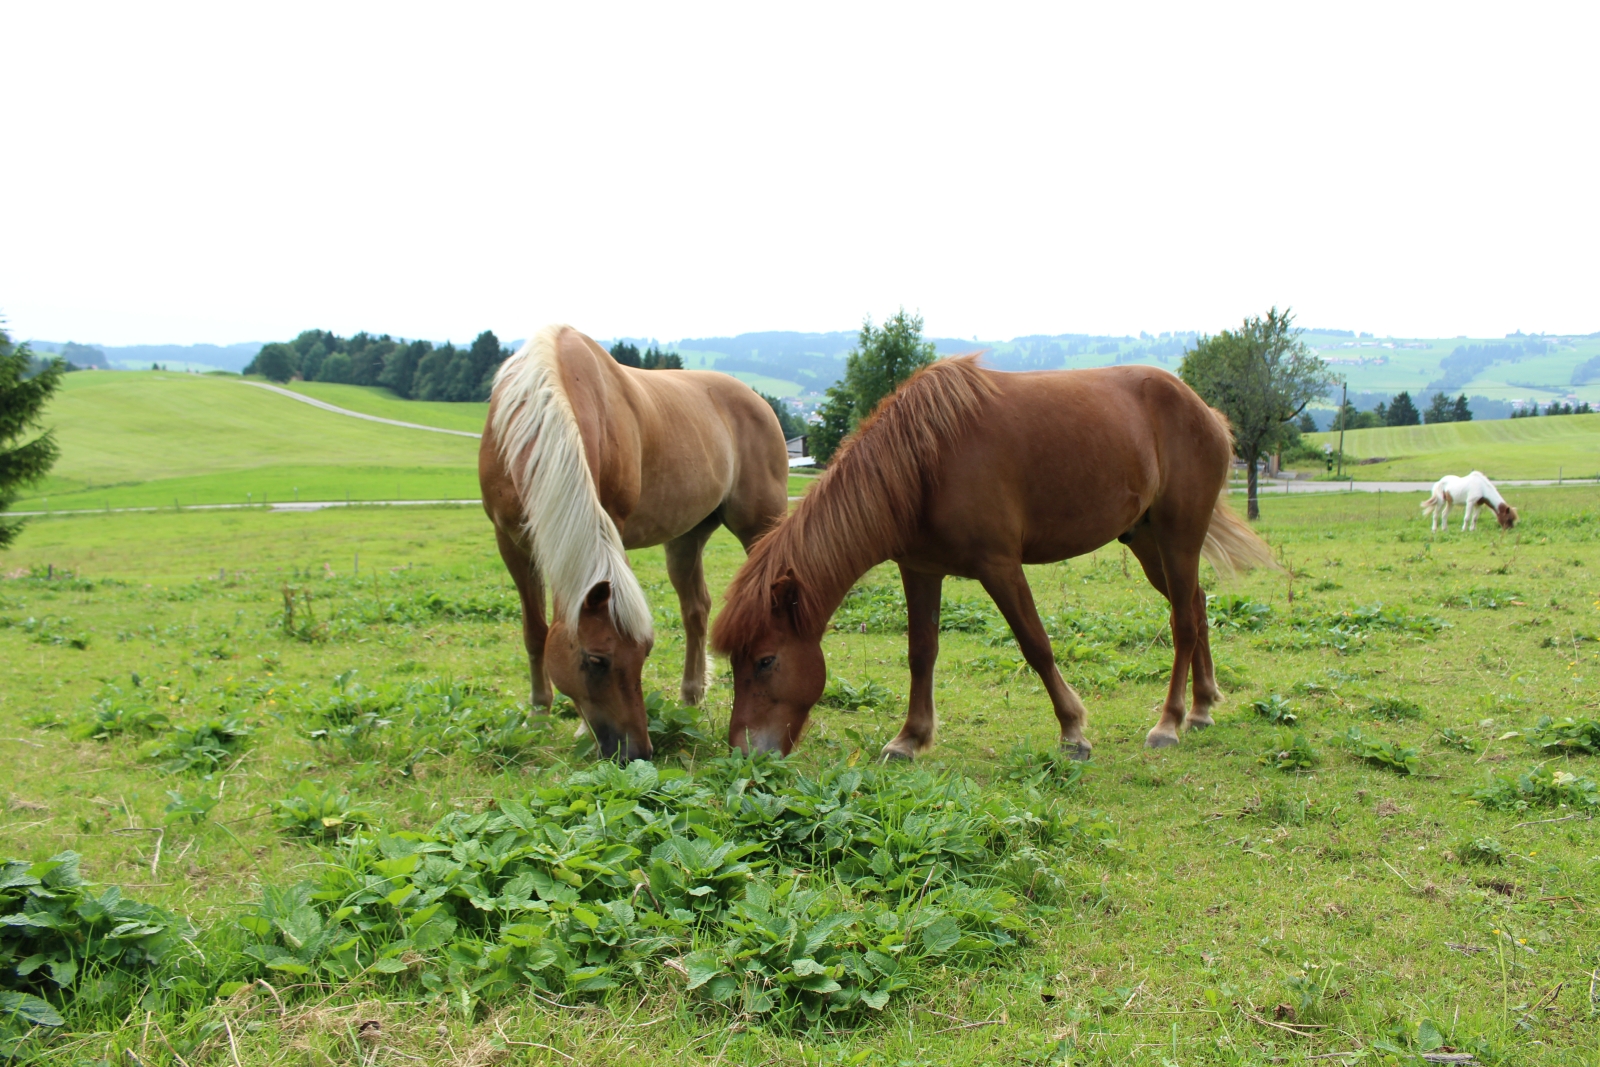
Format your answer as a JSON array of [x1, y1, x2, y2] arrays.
[[1236, 477, 1592, 495], [236, 379, 481, 439], [11, 499, 484, 517]]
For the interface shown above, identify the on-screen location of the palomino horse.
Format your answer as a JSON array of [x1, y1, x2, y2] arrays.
[[481, 325, 788, 761], [1421, 471, 1518, 532], [710, 356, 1276, 760]]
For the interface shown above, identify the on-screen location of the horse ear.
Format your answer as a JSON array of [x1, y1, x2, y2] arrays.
[[583, 581, 612, 613], [769, 569, 801, 620]]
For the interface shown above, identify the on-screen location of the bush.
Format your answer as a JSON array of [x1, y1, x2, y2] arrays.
[[1, 853, 196, 1057]]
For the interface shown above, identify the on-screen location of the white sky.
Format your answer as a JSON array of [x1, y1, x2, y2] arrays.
[[3, 3, 1596, 347]]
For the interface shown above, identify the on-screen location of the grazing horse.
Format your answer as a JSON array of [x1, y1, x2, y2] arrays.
[[481, 325, 789, 761], [710, 356, 1276, 761], [1421, 471, 1518, 532]]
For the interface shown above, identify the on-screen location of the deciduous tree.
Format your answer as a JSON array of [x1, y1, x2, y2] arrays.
[[1179, 307, 1334, 519], [811, 308, 936, 464]]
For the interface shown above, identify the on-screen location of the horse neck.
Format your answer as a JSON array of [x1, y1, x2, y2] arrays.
[[1472, 476, 1504, 506], [776, 463, 917, 639]]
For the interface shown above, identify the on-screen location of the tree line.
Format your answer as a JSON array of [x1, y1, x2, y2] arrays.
[[244, 330, 513, 403], [1512, 399, 1593, 418]]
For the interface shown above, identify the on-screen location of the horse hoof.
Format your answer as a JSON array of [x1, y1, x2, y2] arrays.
[[680, 685, 705, 707], [1186, 716, 1215, 731], [879, 744, 916, 763], [1144, 730, 1180, 749], [1061, 740, 1093, 762]]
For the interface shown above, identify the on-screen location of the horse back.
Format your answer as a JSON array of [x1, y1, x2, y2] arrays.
[[917, 365, 1230, 566], [551, 329, 787, 546]]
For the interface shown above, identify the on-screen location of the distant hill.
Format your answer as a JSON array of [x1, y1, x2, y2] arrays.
[[27, 340, 263, 373], [27, 326, 1600, 416]]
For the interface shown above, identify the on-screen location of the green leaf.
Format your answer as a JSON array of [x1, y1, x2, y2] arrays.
[[1417, 1020, 1444, 1052], [861, 988, 891, 1010], [370, 958, 409, 974], [790, 957, 828, 976], [683, 950, 722, 991], [920, 916, 962, 956], [0, 991, 65, 1027]]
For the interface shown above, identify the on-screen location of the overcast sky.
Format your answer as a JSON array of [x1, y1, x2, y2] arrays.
[[3, 3, 1596, 346]]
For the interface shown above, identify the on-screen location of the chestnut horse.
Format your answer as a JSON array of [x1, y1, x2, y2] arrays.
[[710, 356, 1276, 760], [481, 325, 788, 761]]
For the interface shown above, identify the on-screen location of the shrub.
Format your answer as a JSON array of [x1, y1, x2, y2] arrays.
[[1366, 696, 1423, 722], [819, 675, 898, 714]]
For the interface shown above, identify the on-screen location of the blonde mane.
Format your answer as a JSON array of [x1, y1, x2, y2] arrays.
[[711, 355, 997, 654], [489, 326, 653, 642]]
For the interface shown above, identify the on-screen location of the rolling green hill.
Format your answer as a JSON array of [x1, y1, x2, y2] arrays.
[[277, 380, 488, 432], [1306, 411, 1600, 480], [15, 372, 482, 511]]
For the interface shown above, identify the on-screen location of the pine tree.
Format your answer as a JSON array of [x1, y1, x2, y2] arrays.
[[1451, 393, 1472, 422], [1386, 391, 1420, 426], [0, 328, 65, 548], [1423, 392, 1455, 424]]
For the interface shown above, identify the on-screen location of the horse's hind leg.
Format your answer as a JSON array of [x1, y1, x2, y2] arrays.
[[494, 525, 552, 708], [883, 566, 942, 761], [979, 562, 1092, 760], [1125, 534, 1214, 737], [665, 519, 718, 705]]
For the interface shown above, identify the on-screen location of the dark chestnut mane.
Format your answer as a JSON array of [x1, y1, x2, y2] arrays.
[[711, 355, 997, 655]]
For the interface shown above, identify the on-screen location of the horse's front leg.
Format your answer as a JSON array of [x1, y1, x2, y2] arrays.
[[980, 562, 1092, 760], [493, 525, 552, 708], [882, 566, 942, 761], [664, 521, 717, 706]]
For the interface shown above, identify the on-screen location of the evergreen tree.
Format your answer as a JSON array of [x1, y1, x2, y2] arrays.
[[1451, 393, 1472, 422], [1424, 392, 1455, 424], [811, 308, 937, 464], [1386, 391, 1420, 426], [0, 327, 64, 548], [609, 341, 642, 368]]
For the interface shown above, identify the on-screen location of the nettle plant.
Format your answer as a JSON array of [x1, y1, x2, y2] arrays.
[[1, 853, 199, 1056], [235, 757, 1115, 1024]]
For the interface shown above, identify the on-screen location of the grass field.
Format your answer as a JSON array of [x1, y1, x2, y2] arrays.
[[273, 381, 489, 434], [2, 487, 1598, 1064], [1305, 414, 1600, 482], [15, 372, 481, 511]]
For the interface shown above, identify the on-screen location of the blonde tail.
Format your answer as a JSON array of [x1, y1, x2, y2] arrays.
[[1201, 489, 1280, 579]]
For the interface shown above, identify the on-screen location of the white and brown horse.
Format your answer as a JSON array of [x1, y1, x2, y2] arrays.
[[481, 325, 788, 761], [1421, 471, 1518, 532]]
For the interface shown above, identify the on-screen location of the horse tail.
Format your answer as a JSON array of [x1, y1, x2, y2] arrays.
[[1420, 493, 1440, 516], [1202, 489, 1280, 578], [489, 325, 653, 641]]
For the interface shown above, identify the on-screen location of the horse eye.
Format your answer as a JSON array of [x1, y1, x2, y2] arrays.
[[583, 655, 610, 674], [756, 655, 776, 671]]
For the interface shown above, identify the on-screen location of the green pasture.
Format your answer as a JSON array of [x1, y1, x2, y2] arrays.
[[1305, 413, 1600, 482], [2, 487, 1598, 1064], [274, 380, 489, 433], [14, 372, 480, 511]]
